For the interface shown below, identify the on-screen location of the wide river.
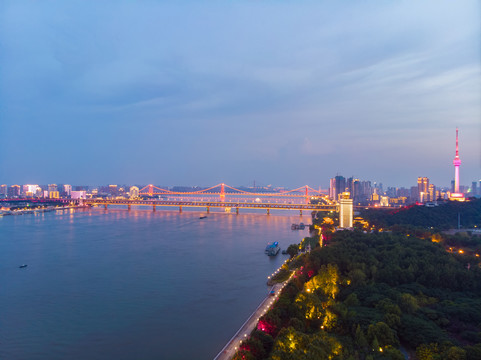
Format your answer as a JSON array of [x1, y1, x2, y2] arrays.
[[0, 207, 309, 360]]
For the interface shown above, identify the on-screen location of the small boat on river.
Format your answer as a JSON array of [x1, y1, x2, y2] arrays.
[[265, 242, 280, 256], [19, 264, 28, 268]]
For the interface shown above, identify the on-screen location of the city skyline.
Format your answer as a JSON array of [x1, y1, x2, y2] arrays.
[[1, 1, 480, 187]]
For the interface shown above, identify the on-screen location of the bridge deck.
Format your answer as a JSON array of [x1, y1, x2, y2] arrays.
[[84, 199, 337, 211]]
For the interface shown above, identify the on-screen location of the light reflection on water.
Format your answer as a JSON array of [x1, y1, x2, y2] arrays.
[[0, 208, 309, 360]]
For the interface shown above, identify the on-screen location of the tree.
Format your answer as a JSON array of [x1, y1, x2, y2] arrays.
[[286, 244, 299, 259], [355, 324, 368, 351]]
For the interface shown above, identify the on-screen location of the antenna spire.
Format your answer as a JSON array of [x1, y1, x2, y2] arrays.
[[456, 127, 459, 157]]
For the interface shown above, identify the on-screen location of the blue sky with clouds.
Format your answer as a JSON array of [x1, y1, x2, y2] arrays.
[[1, 1, 479, 188]]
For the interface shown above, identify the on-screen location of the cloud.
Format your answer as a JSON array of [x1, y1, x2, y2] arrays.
[[0, 0, 479, 187]]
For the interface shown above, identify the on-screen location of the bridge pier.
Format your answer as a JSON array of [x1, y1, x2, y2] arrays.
[[236, 207, 239, 215], [267, 208, 270, 215], [179, 206, 182, 213], [153, 205, 156, 212], [104, 204, 108, 210], [207, 207, 210, 213], [300, 210, 302, 216], [128, 204, 131, 211]]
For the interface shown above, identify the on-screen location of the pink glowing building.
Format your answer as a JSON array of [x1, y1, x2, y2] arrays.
[[450, 128, 464, 200]]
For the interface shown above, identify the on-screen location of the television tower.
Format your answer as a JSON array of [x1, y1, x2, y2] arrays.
[[450, 128, 464, 200], [453, 128, 461, 193]]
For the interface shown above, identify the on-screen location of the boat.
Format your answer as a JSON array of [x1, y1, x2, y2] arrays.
[[265, 242, 280, 256], [291, 224, 299, 230], [299, 223, 305, 230], [19, 264, 27, 268], [199, 215, 207, 219]]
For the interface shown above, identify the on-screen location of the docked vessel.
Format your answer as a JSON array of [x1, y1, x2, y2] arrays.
[[265, 242, 280, 256]]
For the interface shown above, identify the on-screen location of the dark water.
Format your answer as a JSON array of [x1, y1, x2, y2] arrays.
[[0, 208, 308, 360]]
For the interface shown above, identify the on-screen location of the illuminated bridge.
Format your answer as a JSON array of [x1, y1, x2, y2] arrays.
[[1, 183, 340, 215], [87, 183, 336, 215], [84, 199, 337, 215], [76, 183, 328, 214], [137, 183, 324, 200]]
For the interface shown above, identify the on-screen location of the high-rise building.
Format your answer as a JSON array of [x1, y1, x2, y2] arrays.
[[410, 186, 418, 203], [329, 175, 346, 201], [352, 179, 361, 202], [417, 177, 429, 202], [108, 185, 118, 197], [338, 192, 353, 228], [130, 186, 139, 199], [64, 184, 72, 197], [471, 181, 478, 197], [23, 184, 39, 197], [429, 184, 436, 202], [450, 128, 465, 200], [8, 185, 20, 197], [0, 184, 7, 197], [386, 187, 397, 198], [48, 184, 58, 199]]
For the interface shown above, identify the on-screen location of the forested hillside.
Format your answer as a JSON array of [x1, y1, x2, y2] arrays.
[[361, 198, 481, 230], [234, 230, 481, 360]]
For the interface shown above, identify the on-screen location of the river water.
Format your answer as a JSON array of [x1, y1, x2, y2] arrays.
[[0, 208, 309, 360]]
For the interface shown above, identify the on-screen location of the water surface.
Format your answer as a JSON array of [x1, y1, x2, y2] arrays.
[[0, 208, 308, 359]]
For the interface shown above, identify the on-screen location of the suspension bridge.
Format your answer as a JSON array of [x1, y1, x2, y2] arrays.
[[1, 183, 339, 215], [86, 183, 336, 215]]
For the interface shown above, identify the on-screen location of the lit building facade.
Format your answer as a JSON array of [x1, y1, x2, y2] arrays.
[[49, 191, 60, 199], [338, 192, 353, 228], [130, 186, 140, 199], [417, 177, 429, 202], [71, 191, 87, 199], [64, 184, 72, 197]]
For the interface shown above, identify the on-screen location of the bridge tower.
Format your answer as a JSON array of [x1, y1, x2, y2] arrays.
[[148, 184, 154, 197], [305, 185, 309, 204], [220, 183, 225, 202]]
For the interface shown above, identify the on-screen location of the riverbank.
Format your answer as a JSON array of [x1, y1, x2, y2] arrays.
[[214, 273, 295, 360], [0, 205, 87, 217]]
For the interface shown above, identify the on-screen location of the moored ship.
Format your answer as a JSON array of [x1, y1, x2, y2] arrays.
[[265, 242, 280, 256]]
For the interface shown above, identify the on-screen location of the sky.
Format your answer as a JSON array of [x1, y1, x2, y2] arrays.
[[0, 0, 480, 189]]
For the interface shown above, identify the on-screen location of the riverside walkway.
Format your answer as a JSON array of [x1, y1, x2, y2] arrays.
[[213, 275, 293, 360]]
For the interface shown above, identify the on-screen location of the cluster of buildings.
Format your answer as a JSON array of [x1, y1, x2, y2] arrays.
[[0, 184, 143, 200], [0, 184, 86, 200], [329, 129, 479, 207], [327, 175, 479, 207]]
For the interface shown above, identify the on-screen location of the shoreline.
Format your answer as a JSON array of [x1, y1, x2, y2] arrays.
[[0, 205, 88, 217], [213, 271, 295, 360]]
